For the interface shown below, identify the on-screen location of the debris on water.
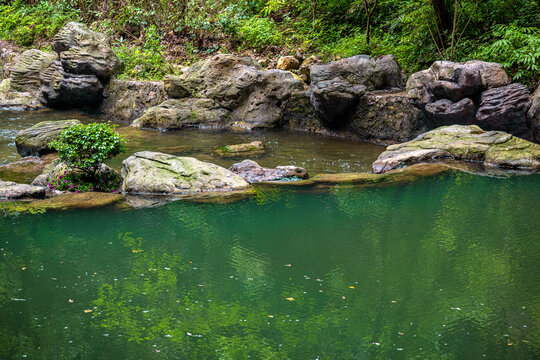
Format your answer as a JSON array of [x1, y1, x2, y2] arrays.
[[349, 286, 355, 289], [284, 264, 292, 267], [21, 267, 26, 270], [12, 298, 26, 301], [131, 250, 144, 253], [398, 332, 404, 335], [268, 315, 274, 318], [286, 297, 295, 301], [391, 300, 397, 303], [372, 342, 380, 346], [68, 299, 74, 303], [451, 307, 461, 310], [83, 309, 92, 313]]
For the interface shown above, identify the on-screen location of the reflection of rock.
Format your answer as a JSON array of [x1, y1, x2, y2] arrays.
[[15, 119, 81, 157], [0, 154, 57, 183], [372, 125, 540, 173], [0, 180, 46, 199], [476, 83, 532, 139], [529, 85, 540, 142], [121, 151, 250, 194], [131, 98, 230, 130], [100, 79, 166, 122], [214, 141, 265, 157], [229, 159, 308, 183]]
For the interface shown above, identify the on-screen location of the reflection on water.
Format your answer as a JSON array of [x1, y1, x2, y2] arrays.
[[1, 173, 539, 359], [0, 110, 384, 175]]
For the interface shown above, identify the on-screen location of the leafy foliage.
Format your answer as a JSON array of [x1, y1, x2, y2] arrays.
[[47, 170, 121, 193], [50, 122, 126, 181]]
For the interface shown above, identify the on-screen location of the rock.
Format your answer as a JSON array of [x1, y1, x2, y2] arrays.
[[39, 60, 104, 109], [476, 84, 532, 139], [529, 85, 540, 142], [155, 146, 195, 155], [424, 98, 476, 125], [8, 49, 55, 92], [0, 180, 46, 200], [121, 151, 250, 194], [310, 78, 367, 127], [214, 141, 265, 157], [0, 154, 57, 183], [406, 60, 509, 109], [297, 55, 321, 83], [372, 125, 540, 173], [281, 90, 323, 132], [349, 91, 426, 142], [131, 98, 230, 130], [277, 56, 300, 71], [51, 22, 121, 81], [156, 54, 304, 130], [31, 160, 116, 187], [310, 55, 406, 91], [100, 79, 167, 122], [229, 159, 308, 183], [0, 84, 43, 110], [15, 119, 81, 157]]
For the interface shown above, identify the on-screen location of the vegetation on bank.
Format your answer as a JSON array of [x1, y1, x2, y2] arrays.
[[0, 0, 538, 86]]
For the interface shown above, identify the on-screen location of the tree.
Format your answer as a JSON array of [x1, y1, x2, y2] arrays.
[[362, 0, 378, 44]]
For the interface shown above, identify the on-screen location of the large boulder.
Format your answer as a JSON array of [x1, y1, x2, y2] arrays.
[[154, 54, 304, 130], [229, 159, 308, 183], [15, 119, 81, 157], [131, 98, 230, 130], [529, 85, 540, 142], [372, 125, 540, 173], [51, 22, 121, 81], [476, 83, 532, 139], [406, 60, 509, 110], [121, 151, 250, 194], [424, 98, 476, 125], [8, 49, 55, 92], [310, 55, 406, 91], [0, 180, 46, 200], [100, 79, 167, 122]]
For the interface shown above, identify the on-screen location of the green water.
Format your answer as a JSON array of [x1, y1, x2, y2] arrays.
[[1, 173, 540, 359]]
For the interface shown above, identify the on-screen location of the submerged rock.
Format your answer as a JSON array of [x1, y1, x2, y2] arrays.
[[1, 192, 123, 214], [214, 141, 265, 157], [121, 151, 250, 194], [0, 180, 46, 200], [229, 159, 308, 183], [15, 119, 81, 157], [372, 125, 540, 173], [0, 154, 57, 183]]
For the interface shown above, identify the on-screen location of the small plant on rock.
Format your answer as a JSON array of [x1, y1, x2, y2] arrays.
[[49, 122, 126, 192]]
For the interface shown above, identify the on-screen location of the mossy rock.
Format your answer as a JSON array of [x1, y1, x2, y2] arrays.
[[214, 141, 265, 157]]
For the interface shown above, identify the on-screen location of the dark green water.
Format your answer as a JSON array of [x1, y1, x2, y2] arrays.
[[1, 172, 540, 359]]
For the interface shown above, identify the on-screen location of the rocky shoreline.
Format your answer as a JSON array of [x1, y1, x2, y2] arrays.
[[1, 22, 540, 213]]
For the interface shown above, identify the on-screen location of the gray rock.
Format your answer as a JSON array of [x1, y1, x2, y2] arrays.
[[309, 78, 366, 127], [310, 55, 406, 91], [277, 56, 300, 71], [476, 84, 532, 139], [0, 81, 43, 110], [32, 160, 116, 187], [100, 79, 167, 122], [15, 119, 81, 157], [52, 22, 121, 81], [121, 151, 250, 194], [229, 160, 308, 183], [131, 98, 230, 130], [39, 60, 104, 108], [424, 98, 476, 126], [0, 180, 46, 199], [529, 85, 540, 142], [297, 55, 321, 83], [372, 125, 540, 173], [8, 49, 56, 92]]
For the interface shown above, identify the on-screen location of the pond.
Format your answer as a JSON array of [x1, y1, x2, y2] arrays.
[[1, 110, 539, 359]]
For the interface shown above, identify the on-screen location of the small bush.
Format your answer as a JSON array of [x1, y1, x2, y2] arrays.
[[50, 122, 126, 183], [47, 171, 121, 193], [237, 17, 282, 48]]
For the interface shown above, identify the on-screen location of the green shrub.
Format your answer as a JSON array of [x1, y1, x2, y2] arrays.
[[50, 122, 126, 183], [237, 17, 282, 48], [47, 171, 122, 193]]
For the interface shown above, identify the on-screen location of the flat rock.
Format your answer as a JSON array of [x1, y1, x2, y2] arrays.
[[1, 192, 122, 214], [121, 151, 250, 194], [372, 125, 540, 173], [214, 141, 265, 157], [0, 154, 57, 183], [229, 159, 308, 183], [15, 119, 81, 157], [0, 180, 46, 199], [476, 83, 532, 139]]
